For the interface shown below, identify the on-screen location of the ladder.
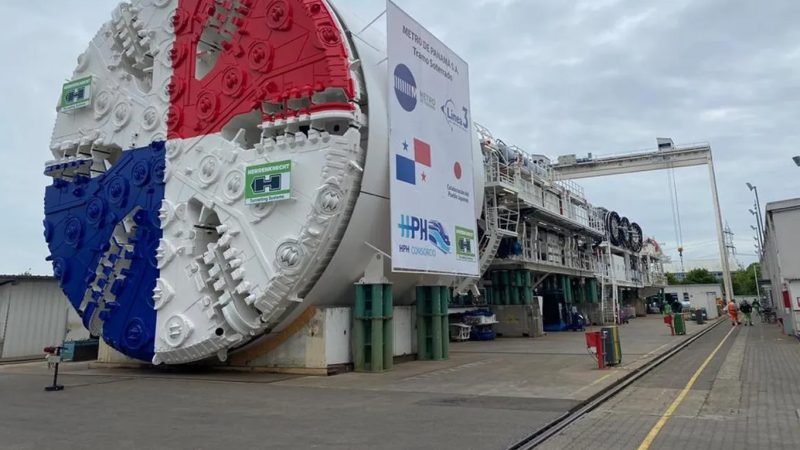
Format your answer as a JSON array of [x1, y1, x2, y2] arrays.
[[600, 280, 617, 325]]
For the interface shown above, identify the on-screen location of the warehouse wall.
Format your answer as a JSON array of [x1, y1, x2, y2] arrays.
[[0, 277, 89, 359], [762, 199, 800, 336], [664, 284, 721, 319]]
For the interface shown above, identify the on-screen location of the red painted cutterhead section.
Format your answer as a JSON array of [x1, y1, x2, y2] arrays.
[[168, 0, 355, 139]]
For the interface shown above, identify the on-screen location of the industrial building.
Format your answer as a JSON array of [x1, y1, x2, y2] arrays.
[[663, 284, 722, 319], [0, 275, 88, 361], [761, 197, 800, 336], [460, 124, 668, 330]]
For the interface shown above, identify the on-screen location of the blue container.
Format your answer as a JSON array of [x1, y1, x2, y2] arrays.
[[60, 342, 76, 361], [60, 339, 99, 362], [470, 326, 496, 341]]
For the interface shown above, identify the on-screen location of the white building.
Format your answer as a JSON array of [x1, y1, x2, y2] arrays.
[[0, 275, 88, 360], [761, 198, 800, 336], [664, 284, 722, 319]]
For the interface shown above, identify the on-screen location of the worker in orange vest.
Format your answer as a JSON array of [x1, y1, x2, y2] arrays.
[[727, 300, 739, 326]]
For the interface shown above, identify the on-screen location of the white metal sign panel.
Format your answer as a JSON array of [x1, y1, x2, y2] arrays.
[[386, 1, 479, 276]]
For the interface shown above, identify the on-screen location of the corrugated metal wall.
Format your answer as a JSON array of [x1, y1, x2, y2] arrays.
[[0, 278, 88, 359]]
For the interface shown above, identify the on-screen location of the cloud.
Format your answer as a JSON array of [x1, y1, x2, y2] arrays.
[[2, 0, 798, 275], [367, 0, 800, 271]]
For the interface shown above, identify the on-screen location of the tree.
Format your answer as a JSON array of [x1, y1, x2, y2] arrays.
[[731, 263, 760, 296], [683, 268, 719, 284], [666, 272, 681, 285]]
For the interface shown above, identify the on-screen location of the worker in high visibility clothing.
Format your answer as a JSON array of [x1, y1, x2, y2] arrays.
[[727, 300, 739, 326]]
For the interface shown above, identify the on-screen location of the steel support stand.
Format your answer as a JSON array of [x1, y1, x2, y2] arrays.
[[707, 156, 735, 303]]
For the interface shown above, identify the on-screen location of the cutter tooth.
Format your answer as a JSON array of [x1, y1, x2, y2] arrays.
[[223, 248, 238, 261], [235, 281, 251, 295], [202, 251, 215, 265], [213, 278, 226, 292], [218, 233, 233, 247], [208, 264, 222, 279]]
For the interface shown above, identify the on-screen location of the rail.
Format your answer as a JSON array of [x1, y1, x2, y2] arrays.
[[507, 318, 725, 449]]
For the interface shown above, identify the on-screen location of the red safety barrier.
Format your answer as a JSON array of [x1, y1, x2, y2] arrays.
[[585, 331, 605, 369], [663, 314, 675, 336]]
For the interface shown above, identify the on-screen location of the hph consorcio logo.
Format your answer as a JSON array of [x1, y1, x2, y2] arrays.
[[394, 64, 417, 112]]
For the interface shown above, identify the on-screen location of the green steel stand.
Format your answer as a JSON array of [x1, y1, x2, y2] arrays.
[[354, 283, 393, 372], [416, 286, 450, 361]]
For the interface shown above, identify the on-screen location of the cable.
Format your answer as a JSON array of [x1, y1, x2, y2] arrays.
[[666, 165, 685, 271]]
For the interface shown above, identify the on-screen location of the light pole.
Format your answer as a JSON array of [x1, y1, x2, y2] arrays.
[[752, 263, 761, 300], [746, 183, 764, 250], [749, 208, 764, 259], [746, 182, 764, 256]]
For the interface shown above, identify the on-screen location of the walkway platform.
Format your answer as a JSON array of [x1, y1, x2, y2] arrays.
[[539, 319, 800, 450]]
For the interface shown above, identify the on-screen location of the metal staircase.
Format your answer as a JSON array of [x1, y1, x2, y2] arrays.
[[454, 191, 519, 296]]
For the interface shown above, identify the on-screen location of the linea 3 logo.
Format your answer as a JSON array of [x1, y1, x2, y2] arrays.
[[394, 64, 417, 112], [398, 215, 451, 255], [441, 99, 469, 131]]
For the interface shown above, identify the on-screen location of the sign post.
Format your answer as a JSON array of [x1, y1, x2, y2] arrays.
[[386, 1, 479, 276]]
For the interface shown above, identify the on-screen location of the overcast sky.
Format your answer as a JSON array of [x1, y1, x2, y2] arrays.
[[1, 0, 798, 275]]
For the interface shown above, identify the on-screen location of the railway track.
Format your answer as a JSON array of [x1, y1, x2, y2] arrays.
[[508, 317, 726, 450]]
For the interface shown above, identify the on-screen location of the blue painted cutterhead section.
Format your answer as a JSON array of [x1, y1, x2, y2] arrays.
[[44, 142, 166, 362]]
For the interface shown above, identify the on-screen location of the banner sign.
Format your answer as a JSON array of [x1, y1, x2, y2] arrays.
[[245, 160, 292, 205], [387, 1, 479, 276]]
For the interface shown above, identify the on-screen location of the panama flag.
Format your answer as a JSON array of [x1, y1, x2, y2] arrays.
[[395, 138, 432, 185]]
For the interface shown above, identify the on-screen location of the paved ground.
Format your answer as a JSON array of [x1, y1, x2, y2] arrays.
[[539, 319, 800, 450], [0, 316, 716, 449], [277, 316, 706, 402]]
